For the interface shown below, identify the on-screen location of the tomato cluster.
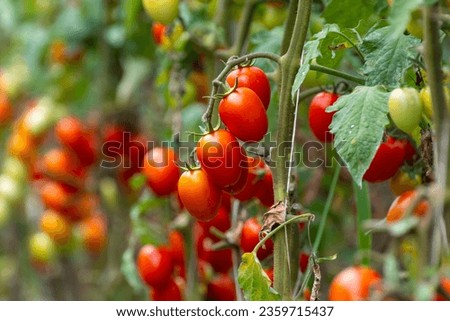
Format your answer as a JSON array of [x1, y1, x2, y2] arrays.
[[178, 65, 274, 223]]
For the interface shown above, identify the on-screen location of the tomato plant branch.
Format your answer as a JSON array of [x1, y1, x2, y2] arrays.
[[253, 214, 314, 254], [309, 64, 365, 85], [280, 0, 300, 55], [353, 182, 372, 267], [201, 52, 281, 128], [329, 31, 365, 63], [273, 0, 312, 300], [422, 3, 450, 264]]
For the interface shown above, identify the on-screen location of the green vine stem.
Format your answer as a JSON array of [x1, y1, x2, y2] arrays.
[[201, 52, 281, 129], [422, 3, 450, 264], [273, 0, 312, 300], [253, 214, 315, 254], [310, 64, 366, 85], [328, 31, 365, 63], [353, 182, 372, 266], [280, 0, 300, 55]]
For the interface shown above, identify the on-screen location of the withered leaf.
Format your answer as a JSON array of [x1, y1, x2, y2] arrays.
[[260, 201, 286, 240]]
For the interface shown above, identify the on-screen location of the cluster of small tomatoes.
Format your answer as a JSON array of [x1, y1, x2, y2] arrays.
[[134, 63, 281, 300]]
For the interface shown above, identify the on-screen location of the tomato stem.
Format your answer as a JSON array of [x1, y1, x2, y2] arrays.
[[423, 3, 450, 263], [353, 182, 372, 267], [309, 64, 365, 85], [328, 30, 365, 63]]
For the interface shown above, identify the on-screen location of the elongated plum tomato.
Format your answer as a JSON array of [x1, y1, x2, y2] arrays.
[[142, 147, 179, 197], [137, 244, 174, 288], [329, 266, 381, 300], [178, 168, 222, 221], [386, 190, 429, 223], [218, 87, 268, 142], [240, 217, 273, 261], [363, 136, 406, 183], [142, 0, 179, 25], [196, 129, 246, 189], [207, 273, 236, 301], [226, 66, 271, 109], [388, 88, 423, 134], [308, 92, 339, 142]]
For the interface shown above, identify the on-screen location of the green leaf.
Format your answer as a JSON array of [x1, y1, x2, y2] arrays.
[[238, 252, 281, 301], [387, 0, 422, 39], [322, 0, 378, 28], [328, 86, 390, 186], [250, 27, 283, 72], [129, 173, 147, 192], [292, 24, 341, 97], [360, 26, 421, 89], [130, 195, 166, 245]]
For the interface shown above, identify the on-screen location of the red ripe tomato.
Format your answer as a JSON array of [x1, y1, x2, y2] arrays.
[[206, 273, 236, 301], [137, 244, 174, 288], [226, 66, 271, 109], [233, 156, 265, 201], [40, 180, 78, 211], [142, 147, 179, 196], [363, 136, 406, 183], [178, 168, 222, 221], [299, 252, 309, 273], [386, 190, 429, 223], [168, 230, 185, 266], [150, 277, 183, 301], [308, 92, 339, 142], [329, 266, 381, 300], [41, 148, 85, 181], [254, 164, 274, 207], [152, 23, 166, 45], [218, 87, 268, 142], [240, 217, 273, 261], [265, 267, 274, 286], [55, 117, 97, 167], [198, 206, 231, 242], [401, 138, 416, 165], [196, 130, 246, 189]]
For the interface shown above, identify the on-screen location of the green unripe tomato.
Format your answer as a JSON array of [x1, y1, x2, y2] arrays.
[[2, 157, 28, 183], [142, 0, 179, 24], [29, 232, 57, 264], [388, 88, 423, 134], [302, 70, 330, 88], [0, 174, 24, 204]]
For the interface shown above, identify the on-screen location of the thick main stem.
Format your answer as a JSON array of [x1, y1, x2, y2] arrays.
[[422, 4, 450, 264], [273, 0, 312, 300]]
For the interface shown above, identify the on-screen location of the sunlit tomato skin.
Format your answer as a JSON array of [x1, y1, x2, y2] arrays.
[[218, 87, 268, 142], [226, 66, 271, 109], [168, 230, 185, 266], [233, 156, 266, 201], [142, 147, 180, 197], [329, 266, 381, 301], [150, 277, 183, 301], [79, 214, 108, 254], [363, 136, 406, 183], [308, 92, 339, 142], [178, 169, 222, 221], [388, 88, 423, 134], [40, 209, 72, 245], [142, 0, 179, 24], [240, 217, 273, 261], [137, 244, 174, 288], [386, 190, 429, 223], [390, 171, 421, 196], [206, 273, 236, 301], [152, 23, 166, 45], [254, 164, 274, 207], [196, 130, 246, 189]]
